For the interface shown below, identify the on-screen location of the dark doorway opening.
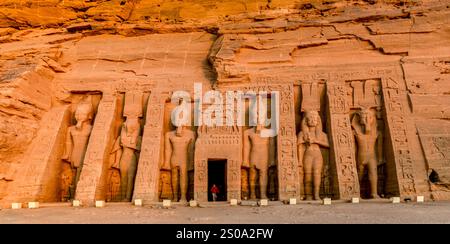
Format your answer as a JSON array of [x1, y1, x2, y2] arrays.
[[208, 159, 227, 201]]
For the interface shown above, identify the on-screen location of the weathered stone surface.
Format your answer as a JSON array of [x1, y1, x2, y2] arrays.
[[1, 0, 450, 207]]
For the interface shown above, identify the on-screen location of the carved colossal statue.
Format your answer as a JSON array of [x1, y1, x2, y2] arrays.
[[243, 123, 276, 200], [351, 108, 382, 199], [62, 98, 94, 199], [297, 110, 329, 200], [164, 125, 195, 202], [110, 118, 142, 201]]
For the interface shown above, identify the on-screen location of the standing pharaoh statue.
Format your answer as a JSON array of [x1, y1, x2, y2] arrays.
[[62, 98, 94, 199], [297, 110, 329, 200], [164, 119, 195, 202], [110, 118, 142, 201], [351, 108, 382, 199], [243, 110, 276, 200]]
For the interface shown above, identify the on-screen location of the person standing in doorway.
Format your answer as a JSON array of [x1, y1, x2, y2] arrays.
[[211, 184, 219, 202]]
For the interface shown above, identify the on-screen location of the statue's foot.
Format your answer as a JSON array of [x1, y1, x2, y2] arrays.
[[305, 196, 313, 201], [314, 195, 321, 201], [370, 194, 381, 199], [250, 195, 257, 200], [179, 198, 188, 203]]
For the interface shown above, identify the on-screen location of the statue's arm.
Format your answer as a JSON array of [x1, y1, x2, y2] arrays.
[[297, 142, 304, 169], [162, 133, 172, 170], [242, 130, 251, 168], [62, 129, 72, 160], [110, 137, 122, 169], [351, 115, 362, 136], [319, 132, 330, 148]]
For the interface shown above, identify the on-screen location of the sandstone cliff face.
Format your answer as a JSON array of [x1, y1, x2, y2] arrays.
[[1, 0, 450, 204]]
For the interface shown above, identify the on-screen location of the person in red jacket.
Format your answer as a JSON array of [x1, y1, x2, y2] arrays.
[[210, 184, 220, 202]]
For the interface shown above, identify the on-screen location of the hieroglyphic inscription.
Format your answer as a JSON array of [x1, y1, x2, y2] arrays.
[[381, 77, 416, 197], [132, 93, 165, 202], [327, 82, 360, 199], [75, 95, 118, 205]]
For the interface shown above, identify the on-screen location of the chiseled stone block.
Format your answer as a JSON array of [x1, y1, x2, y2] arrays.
[[72, 200, 82, 207], [417, 196, 424, 203], [323, 198, 332, 205], [259, 199, 268, 206], [392, 197, 401, 204], [163, 199, 171, 207], [28, 202, 39, 209], [289, 198, 297, 205], [134, 199, 143, 206], [230, 199, 238, 206], [351, 197, 360, 204], [11, 203, 22, 209], [189, 200, 197, 207], [95, 200, 105, 208]]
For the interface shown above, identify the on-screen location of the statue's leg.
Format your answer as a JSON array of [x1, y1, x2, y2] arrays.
[[368, 159, 379, 199], [241, 168, 249, 200], [303, 154, 313, 201], [70, 167, 82, 199], [69, 168, 77, 199], [249, 166, 257, 199], [180, 163, 188, 202], [259, 169, 268, 199], [313, 154, 323, 201], [171, 167, 179, 201], [126, 155, 138, 201], [357, 162, 365, 196]]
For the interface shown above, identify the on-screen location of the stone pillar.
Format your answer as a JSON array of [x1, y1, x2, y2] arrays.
[[75, 94, 118, 205], [3, 106, 70, 204], [132, 93, 165, 202], [326, 82, 360, 199], [381, 77, 417, 199], [277, 83, 300, 201], [193, 148, 208, 202]]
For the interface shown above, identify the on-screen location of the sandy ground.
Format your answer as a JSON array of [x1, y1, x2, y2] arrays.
[[1, 201, 449, 224]]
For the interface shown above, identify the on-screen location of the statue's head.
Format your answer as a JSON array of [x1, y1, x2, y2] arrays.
[[74, 98, 94, 129], [305, 110, 320, 127], [358, 108, 376, 133], [124, 117, 140, 134]]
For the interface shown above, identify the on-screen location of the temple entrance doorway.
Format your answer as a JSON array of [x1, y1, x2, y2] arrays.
[[208, 159, 227, 201]]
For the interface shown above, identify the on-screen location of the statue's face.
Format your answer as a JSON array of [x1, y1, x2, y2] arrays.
[[74, 105, 92, 128], [359, 110, 375, 125], [359, 109, 375, 132], [306, 112, 319, 127]]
